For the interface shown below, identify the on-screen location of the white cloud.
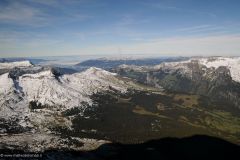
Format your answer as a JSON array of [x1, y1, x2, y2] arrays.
[[0, 0, 92, 27], [0, 1, 51, 27]]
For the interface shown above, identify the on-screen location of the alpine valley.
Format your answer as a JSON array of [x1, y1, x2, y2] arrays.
[[0, 56, 240, 159]]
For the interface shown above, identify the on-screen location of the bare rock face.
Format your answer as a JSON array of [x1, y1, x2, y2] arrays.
[[115, 58, 240, 109]]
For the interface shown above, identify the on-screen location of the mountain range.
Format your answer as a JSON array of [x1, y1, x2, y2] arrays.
[[0, 56, 240, 154]]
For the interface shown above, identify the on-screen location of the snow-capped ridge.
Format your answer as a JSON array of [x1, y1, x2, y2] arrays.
[[14, 67, 127, 110], [19, 67, 118, 80], [21, 70, 55, 79], [152, 57, 240, 83], [82, 67, 117, 76]]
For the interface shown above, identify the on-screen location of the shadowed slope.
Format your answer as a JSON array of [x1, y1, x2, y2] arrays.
[[1, 135, 236, 160]]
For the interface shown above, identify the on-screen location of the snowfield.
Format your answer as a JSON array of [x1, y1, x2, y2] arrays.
[[0, 73, 15, 94]]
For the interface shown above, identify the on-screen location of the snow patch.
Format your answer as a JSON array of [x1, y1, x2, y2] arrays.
[[0, 73, 15, 94]]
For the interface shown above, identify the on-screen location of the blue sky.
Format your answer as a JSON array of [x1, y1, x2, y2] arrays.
[[0, 0, 240, 58]]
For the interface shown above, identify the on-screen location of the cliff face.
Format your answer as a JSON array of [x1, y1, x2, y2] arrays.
[[115, 60, 240, 110]]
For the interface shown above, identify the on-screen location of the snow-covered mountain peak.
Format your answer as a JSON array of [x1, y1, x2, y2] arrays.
[[82, 67, 117, 77], [21, 70, 55, 79], [0, 60, 33, 69], [0, 66, 130, 122], [15, 67, 127, 110]]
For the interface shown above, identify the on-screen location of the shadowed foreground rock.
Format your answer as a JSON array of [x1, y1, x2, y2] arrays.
[[1, 135, 239, 160]]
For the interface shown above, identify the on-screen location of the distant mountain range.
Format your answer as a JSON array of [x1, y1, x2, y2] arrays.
[[75, 56, 188, 69]]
